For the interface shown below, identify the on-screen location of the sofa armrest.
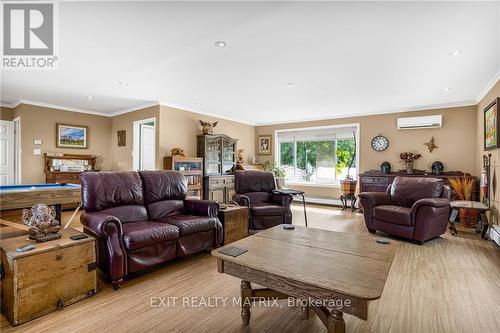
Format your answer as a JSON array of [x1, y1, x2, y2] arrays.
[[412, 198, 450, 213], [358, 192, 392, 208], [412, 198, 451, 242], [234, 194, 250, 207], [80, 212, 127, 284], [271, 193, 293, 207], [184, 199, 220, 217], [358, 192, 392, 232], [80, 212, 123, 238]]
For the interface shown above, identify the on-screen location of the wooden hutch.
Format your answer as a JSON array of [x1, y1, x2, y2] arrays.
[[164, 156, 203, 199], [44, 153, 97, 184], [197, 134, 237, 203]]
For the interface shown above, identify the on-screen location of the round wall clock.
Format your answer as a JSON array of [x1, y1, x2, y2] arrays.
[[371, 135, 389, 151]]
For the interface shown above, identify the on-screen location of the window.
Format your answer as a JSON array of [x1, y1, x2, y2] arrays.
[[276, 125, 358, 185]]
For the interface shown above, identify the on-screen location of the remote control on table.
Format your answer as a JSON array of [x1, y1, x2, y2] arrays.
[[70, 234, 89, 241], [283, 225, 295, 230], [16, 244, 36, 252]]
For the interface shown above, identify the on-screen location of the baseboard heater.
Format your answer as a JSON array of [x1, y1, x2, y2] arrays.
[[489, 225, 500, 247]]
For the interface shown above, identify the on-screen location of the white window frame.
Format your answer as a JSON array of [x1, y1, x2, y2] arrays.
[[274, 123, 360, 187]]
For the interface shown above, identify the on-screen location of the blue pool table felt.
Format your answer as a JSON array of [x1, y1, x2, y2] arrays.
[[0, 183, 81, 193]]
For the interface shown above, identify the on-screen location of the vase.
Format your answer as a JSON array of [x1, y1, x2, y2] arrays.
[[405, 162, 414, 174], [275, 178, 286, 189]]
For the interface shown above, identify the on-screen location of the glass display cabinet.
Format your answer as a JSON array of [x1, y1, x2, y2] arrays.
[[197, 134, 238, 203]]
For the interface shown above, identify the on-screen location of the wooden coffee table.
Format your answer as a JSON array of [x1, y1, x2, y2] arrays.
[[212, 225, 396, 333]]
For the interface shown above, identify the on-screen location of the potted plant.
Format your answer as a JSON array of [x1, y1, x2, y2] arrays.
[[339, 132, 357, 195], [448, 176, 478, 227], [399, 152, 422, 174], [262, 161, 286, 189]]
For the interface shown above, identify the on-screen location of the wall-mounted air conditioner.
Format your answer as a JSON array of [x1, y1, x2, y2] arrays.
[[397, 115, 442, 130]]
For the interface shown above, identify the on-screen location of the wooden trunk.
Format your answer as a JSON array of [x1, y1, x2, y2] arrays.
[[1, 229, 97, 326], [218, 206, 249, 245]]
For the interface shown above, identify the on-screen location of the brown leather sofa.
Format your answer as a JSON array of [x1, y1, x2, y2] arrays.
[[80, 170, 222, 289], [358, 176, 451, 244], [233, 170, 293, 232]]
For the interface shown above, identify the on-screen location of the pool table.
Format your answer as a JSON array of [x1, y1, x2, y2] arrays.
[[0, 183, 81, 223]]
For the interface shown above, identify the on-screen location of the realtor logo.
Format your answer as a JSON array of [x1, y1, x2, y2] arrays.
[[2, 1, 58, 69]]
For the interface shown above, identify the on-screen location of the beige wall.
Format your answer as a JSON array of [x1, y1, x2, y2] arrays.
[[0, 107, 14, 120], [110, 105, 161, 170], [158, 105, 256, 163], [476, 79, 500, 226], [13, 104, 112, 183], [256, 105, 478, 198]]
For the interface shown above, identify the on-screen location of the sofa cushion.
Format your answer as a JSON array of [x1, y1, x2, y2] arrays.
[[250, 203, 286, 216], [147, 200, 185, 220], [374, 205, 413, 226], [122, 221, 179, 251], [157, 215, 217, 236], [80, 171, 144, 211], [390, 176, 444, 208], [139, 171, 187, 204]]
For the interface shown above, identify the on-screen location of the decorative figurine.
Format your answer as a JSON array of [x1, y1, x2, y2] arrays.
[[199, 120, 218, 135], [424, 137, 438, 153], [237, 149, 245, 163], [431, 161, 444, 175], [170, 148, 186, 157], [380, 161, 391, 174], [22, 204, 61, 242]]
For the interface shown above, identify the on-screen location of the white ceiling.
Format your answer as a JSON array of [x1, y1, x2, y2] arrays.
[[1, 1, 499, 125]]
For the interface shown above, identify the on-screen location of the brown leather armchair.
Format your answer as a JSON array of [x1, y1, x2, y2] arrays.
[[233, 170, 293, 232], [80, 170, 222, 289], [358, 176, 451, 245]]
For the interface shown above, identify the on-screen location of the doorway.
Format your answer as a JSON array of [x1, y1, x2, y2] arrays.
[[133, 118, 156, 171], [0, 120, 15, 185]]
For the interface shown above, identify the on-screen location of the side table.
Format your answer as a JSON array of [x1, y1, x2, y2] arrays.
[[340, 194, 357, 212], [218, 205, 249, 245], [449, 200, 489, 239], [272, 189, 308, 227]]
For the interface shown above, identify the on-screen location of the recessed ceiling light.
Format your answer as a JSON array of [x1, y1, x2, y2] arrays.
[[285, 82, 295, 87], [118, 82, 128, 86], [214, 41, 227, 47], [443, 87, 452, 92], [320, 104, 328, 107], [450, 50, 462, 56], [85, 96, 94, 100]]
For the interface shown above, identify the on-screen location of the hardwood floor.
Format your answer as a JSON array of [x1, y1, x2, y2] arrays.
[[1, 204, 499, 333]]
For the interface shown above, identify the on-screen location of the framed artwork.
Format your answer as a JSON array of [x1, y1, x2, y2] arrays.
[[117, 130, 126, 146], [484, 98, 499, 150], [56, 123, 89, 149], [258, 135, 272, 155]]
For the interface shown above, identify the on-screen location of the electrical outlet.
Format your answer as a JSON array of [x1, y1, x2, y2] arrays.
[[33, 148, 41, 155]]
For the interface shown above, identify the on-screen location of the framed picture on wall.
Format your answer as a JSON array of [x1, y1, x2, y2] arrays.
[[117, 130, 126, 146], [258, 135, 272, 155], [484, 98, 499, 150], [56, 123, 89, 149]]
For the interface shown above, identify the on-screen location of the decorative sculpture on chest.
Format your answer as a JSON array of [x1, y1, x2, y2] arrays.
[[199, 120, 218, 135], [22, 204, 61, 242]]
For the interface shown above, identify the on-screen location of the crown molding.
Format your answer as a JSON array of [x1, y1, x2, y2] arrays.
[[158, 100, 256, 126], [107, 101, 160, 117], [475, 69, 500, 104], [254, 100, 476, 126]]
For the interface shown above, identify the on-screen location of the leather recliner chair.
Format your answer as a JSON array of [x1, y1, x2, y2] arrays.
[[358, 176, 451, 244], [80, 170, 222, 289], [233, 170, 293, 232]]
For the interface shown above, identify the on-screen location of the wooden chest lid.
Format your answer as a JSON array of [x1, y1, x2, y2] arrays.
[[1, 228, 94, 260]]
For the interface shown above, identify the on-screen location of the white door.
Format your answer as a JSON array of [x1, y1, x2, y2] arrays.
[[140, 124, 155, 170], [0, 120, 15, 185]]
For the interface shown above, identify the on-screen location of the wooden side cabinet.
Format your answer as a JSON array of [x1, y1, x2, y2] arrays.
[[218, 206, 249, 245], [205, 175, 235, 204], [1, 229, 97, 326]]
